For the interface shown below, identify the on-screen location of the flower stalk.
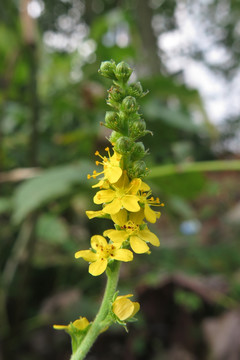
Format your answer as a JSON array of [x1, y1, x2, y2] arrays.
[[53, 60, 164, 360]]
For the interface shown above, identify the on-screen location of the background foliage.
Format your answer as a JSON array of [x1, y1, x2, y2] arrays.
[[1, 0, 240, 359]]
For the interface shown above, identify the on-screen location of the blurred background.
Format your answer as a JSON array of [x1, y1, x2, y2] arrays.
[[1, 0, 240, 359]]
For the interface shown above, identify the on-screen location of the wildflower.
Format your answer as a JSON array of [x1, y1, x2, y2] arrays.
[[94, 172, 141, 215], [139, 190, 164, 223], [112, 294, 140, 321], [53, 317, 90, 331], [75, 235, 133, 276], [87, 148, 122, 184], [104, 209, 160, 254]]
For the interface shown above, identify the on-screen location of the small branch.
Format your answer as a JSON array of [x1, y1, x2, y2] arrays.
[[0, 167, 42, 183], [148, 159, 240, 178]]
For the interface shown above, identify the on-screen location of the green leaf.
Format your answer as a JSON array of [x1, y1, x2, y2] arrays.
[[36, 214, 69, 244], [0, 197, 12, 214], [12, 161, 94, 224]]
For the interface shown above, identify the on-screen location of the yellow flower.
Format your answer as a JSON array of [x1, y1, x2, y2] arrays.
[[139, 188, 164, 223], [53, 317, 90, 331], [75, 235, 133, 276], [112, 294, 140, 321], [94, 172, 141, 215], [104, 209, 160, 254], [87, 147, 122, 184]]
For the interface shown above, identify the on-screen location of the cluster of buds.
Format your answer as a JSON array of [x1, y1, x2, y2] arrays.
[[54, 60, 164, 357], [99, 60, 151, 179]]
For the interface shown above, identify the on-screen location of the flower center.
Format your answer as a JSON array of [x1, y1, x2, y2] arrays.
[[122, 221, 139, 235]]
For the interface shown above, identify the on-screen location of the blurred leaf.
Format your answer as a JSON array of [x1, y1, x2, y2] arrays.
[[0, 197, 12, 214], [12, 161, 94, 224], [36, 214, 69, 244]]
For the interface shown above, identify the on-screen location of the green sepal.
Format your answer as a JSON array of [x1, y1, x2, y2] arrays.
[[67, 322, 91, 354]]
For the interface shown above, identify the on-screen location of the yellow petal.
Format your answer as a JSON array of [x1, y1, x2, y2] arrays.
[[86, 210, 105, 219], [131, 302, 140, 317], [102, 198, 122, 214], [111, 209, 128, 226], [113, 249, 133, 262], [75, 250, 98, 262], [128, 178, 142, 194], [144, 204, 157, 223], [73, 317, 89, 330], [121, 195, 140, 212], [115, 171, 129, 189], [89, 259, 107, 276], [139, 229, 160, 246], [53, 324, 69, 330], [93, 189, 115, 204], [140, 181, 150, 191], [129, 209, 145, 225], [112, 298, 134, 321], [105, 167, 122, 183], [91, 235, 107, 250], [130, 235, 149, 254], [116, 294, 133, 300], [103, 229, 128, 243]]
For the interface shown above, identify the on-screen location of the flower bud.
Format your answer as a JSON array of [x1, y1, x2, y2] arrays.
[[105, 111, 126, 133], [105, 111, 119, 127], [115, 136, 133, 154], [121, 96, 138, 113], [129, 119, 146, 139], [128, 160, 149, 179], [130, 142, 146, 161], [110, 131, 122, 145], [128, 82, 143, 98], [108, 86, 124, 103], [99, 60, 117, 80], [115, 61, 132, 83]]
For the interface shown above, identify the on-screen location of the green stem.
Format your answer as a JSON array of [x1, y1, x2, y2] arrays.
[[70, 261, 121, 360], [148, 160, 240, 178]]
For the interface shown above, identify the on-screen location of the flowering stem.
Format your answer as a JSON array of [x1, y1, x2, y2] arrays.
[[70, 261, 121, 360]]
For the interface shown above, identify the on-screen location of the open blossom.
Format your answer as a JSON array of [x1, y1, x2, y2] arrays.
[[53, 317, 90, 331], [138, 189, 164, 223], [75, 235, 133, 276], [93, 172, 141, 215], [104, 209, 160, 254], [87, 148, 122, 184], [112, 294, 140, 321]]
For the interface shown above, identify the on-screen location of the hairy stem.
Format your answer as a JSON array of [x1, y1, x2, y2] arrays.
[[71, 261, 121, 360]]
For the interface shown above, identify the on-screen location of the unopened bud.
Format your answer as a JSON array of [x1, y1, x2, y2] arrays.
[[99, 60, 117, 80], [128, 82, 143, 98], [128, 160, 148, 179], [110, 131, 122, 145], [121, 96, 138, 113], [108, 86, 124, 103], [130, 142, 146, 161], [129, 119, 146, 139], [115, 61, 132, 83], [115, 136, 133, 154]]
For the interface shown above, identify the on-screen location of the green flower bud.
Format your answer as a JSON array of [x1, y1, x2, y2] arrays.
[[108, 86, 124, 103], [128, 82, 143, 98], [110, 131, 122, 145], [105, 111, 127, 133], [105, 111, 119, 128], [115, 61, 132, 83], [121, 96, 138, 113], [129, 119, 146, 139], [99, 60, 117, 80], [115, 136, 133, 155], [128, 160, 149, 179], [130, 142, 146, 161]]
